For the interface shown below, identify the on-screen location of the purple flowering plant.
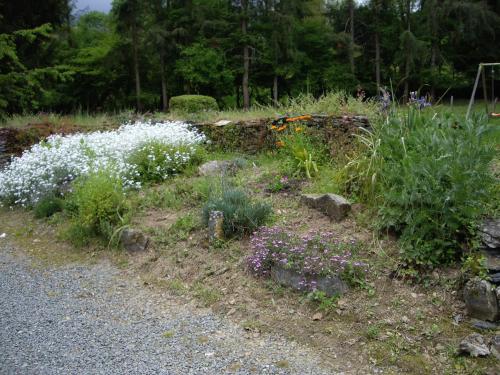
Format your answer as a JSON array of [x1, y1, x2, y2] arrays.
[[247, 226, 368, 290]]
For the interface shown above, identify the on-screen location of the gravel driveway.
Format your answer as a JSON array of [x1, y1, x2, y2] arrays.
[[0, 243, 337, 375]]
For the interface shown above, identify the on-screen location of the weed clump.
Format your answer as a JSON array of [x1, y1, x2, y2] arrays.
[[33, 196, 64, 218], [65, 172, 129, 245]]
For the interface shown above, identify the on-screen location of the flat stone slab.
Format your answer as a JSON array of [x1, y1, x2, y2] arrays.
[[300, 193, 351, 222], [271, 266, 348, 297], [463, 278, 499, 322]]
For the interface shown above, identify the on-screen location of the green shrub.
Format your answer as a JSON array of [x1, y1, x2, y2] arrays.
[[345, 110, 498, 266], [66, 172, 129, 244], [202, 186, 272, 238], [33, 196, 64, 218], [128, 140, 205, 183], [169, 95, 218, 113]]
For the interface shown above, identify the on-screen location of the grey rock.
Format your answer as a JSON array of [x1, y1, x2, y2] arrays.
[[471, 319, 499, 330], [300, 193, 351, 222], [207, 211, 224, 242], [463, 278, 499, 321], [490, 272, 500, 284], [271, 266, 348, 297], [490, 335, 500, 360], [482, 249, 500, 272], [120, 229, 150, 252], [459, 333, 491, 357], [198, 160, 241, 177], [480, 219, 500, 249]]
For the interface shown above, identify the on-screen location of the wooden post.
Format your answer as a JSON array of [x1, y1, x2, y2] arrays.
[[450, 96, 454, 108], [467, 64, 482, 119]]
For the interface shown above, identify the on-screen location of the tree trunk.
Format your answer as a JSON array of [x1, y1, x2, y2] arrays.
[[242, 0, 250, 110], [160, 50, 168, 111], [375, 31, 381, 91], [132, 26, 142, 112], [403, 0, 411, 103], [348, 0, 355, 75], [273, 75, 278, 106], [373, 0, 381, 91]]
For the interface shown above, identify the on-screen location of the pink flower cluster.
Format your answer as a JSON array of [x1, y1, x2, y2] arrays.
[[247, 226, 367, 284]]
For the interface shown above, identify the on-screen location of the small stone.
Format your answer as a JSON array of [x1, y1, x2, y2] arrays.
[[120, 229, 150, 252], [458, 333, 491, 357], [401, 316, 410, 324], [312, 312, 323, 321], [463, 278, 499, 321], [300, 193, 351, 222]]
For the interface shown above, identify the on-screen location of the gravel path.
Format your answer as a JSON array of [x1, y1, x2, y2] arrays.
[[0, 243, 337, 375]]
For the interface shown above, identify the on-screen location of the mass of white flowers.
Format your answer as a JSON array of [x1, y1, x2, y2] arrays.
[[0, 121, 205, 206]]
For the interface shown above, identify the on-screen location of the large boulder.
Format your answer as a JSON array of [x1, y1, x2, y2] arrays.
[[463, 278, 499, 321], [198, 160, 243, 177], [300, 193, 351, 222], [271, 266, 348, 297], [120, 229, 150, 253]]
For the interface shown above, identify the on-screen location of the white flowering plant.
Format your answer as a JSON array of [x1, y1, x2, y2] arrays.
[[0, 121, 206, 206]]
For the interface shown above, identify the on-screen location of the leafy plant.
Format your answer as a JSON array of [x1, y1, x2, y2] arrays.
[[202, 186, 272, 238], [66, 172, 129, 245], [462, 253, 490, 281], [33, 196, 64, 218], [305, 290, 340, 312], [343, 110, 498, 266]]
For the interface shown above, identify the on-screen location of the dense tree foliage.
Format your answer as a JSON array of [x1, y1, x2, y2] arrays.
[[0, 0, 499, 114]]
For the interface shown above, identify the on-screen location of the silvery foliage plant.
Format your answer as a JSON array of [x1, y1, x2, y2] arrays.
[[0, 121, 205, 206]]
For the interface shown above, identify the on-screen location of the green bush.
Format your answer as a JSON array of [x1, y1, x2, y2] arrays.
[[346, 110, 497, 266], [169, 95, 218, 113], [128, 140, 205, 183], [66, 172, 129, 244], [202, 186, 272, 238], [33, 196, 64, 218]]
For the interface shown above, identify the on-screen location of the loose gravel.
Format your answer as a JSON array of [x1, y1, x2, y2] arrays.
[[0, 243, 337, 375]]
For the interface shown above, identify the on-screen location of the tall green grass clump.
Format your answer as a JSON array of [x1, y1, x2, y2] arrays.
[[344, 110, 498, 266], [65, 172, 129, 245], [202, 186, 272, 238]]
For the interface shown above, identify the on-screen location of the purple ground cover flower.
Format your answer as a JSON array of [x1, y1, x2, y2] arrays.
[[247, 226, 368, 290]]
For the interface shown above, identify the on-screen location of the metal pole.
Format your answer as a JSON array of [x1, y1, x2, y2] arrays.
[[467, 64, 482, 119], [482, 67, 490, 115]]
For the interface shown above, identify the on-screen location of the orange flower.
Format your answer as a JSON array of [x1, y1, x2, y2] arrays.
[[271, 125, 278, 130], [294, 127, 303, 132], [276, 140, 285, 148], [277, 125, 287, 132]]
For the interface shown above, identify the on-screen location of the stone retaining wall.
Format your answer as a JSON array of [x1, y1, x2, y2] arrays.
[[193, 115, 371, 154]]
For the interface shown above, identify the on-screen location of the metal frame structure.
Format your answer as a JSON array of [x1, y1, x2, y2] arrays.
[[466, 63, 500, 119]]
